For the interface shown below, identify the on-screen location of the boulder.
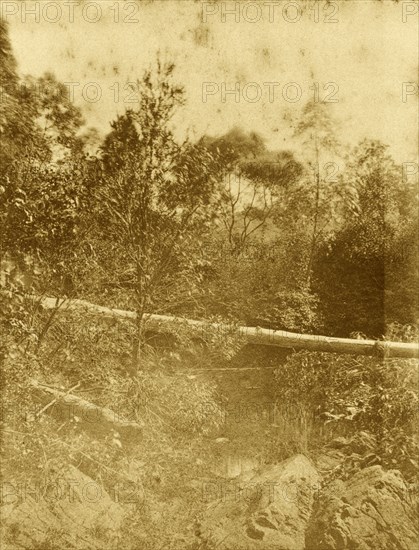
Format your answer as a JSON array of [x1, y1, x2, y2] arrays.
[[306, 465, 418, 549], [198, 454, 320, 550], [1, 464, 125, 549]]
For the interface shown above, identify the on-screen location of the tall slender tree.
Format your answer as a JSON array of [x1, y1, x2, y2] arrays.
[[293, 100, 340, 286], [95, 62, 220, 371]]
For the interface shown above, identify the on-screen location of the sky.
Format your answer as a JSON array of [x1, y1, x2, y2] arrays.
[[5, 0, 419, 163]]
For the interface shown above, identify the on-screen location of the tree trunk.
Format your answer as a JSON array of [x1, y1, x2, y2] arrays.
[[131, 250, 148, 373], [131, 309, 144, 373], [306, 139, 321, 287], [31, 379, 143, 442], [306, 167, 320, 286]]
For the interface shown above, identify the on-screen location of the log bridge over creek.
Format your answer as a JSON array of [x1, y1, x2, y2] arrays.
[[39, 296, 419, 359]]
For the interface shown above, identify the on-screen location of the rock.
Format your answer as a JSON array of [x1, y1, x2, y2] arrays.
[[1, 464, 125, 549], [306, 465, 418, 549], [198, 454, 320, 550], [315, 449, 346, 476], [326, 432, 377, 455], [315, 431, 380, 478]]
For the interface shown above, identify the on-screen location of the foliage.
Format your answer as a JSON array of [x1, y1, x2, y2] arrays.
[[91, 61, 221, 369], [313, 140, 418, 337], [290, 100, 342, 286], [201, 127, 302, 253], [1, 21, 89, 298], [274, 350, 419, 481], [199, 238, 321, 332], [1, 284, 224, 549]]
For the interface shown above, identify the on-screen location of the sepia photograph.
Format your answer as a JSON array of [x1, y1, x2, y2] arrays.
[[0, 1, 418, 548]]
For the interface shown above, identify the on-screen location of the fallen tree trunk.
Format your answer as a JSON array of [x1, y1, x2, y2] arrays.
[[30, 380, 143, 444], [38, 296, 419, 359]]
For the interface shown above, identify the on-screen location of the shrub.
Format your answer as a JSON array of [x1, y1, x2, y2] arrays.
[[274, 350, 419, 481]]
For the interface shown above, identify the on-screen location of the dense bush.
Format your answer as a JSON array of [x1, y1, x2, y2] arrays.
[[274, 350, 419, 481]]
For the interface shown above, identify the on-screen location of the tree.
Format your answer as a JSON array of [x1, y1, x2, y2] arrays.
[[0, 21, 89, 299], [292, 100, 340, 286], [196, 128, 321, 332], [0, 20, 37, 171], [201, 127, 302, 254], [94, 61, 220, 371], [313, 140, 418, 337]]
